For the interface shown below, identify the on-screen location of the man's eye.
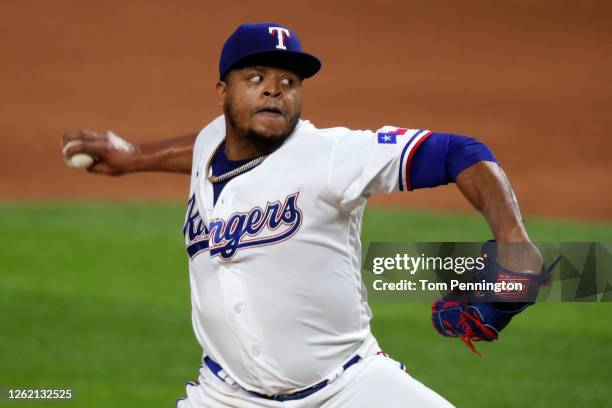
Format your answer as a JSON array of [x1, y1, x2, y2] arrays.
[[249, 75, 262, 83], [280, 78, 292, 86]]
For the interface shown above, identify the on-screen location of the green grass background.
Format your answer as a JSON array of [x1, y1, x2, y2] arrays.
[[1, 202, 611, 407]]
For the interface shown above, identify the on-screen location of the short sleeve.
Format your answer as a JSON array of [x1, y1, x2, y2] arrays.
[[327, 126, 432, 211]]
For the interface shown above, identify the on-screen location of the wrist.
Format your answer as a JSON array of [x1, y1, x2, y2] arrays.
[[493, 223, 530, 243], [127, 144, 145, 173]]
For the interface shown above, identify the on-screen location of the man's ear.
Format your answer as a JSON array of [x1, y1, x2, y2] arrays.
[[216, 81, 227, 106]]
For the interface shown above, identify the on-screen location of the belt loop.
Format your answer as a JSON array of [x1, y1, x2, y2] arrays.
[[324, 354, 361, 384], [203, 356, 236, 386]]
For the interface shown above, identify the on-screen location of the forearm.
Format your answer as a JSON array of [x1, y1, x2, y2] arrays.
[[62, 129, 198, 176], [455, 161, 528, 242], [455, 161, 544, 274], [131, 132, 197, 174]]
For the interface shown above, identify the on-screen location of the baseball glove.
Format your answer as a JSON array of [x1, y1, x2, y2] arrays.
[[431, 240, 560, 354]]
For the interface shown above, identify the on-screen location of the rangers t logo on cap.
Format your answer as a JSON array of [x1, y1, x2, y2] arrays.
[[268, 26, 291, 50]]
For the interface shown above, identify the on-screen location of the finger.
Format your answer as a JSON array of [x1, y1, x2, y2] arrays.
[[60, 129, 106, 148], [62, 140, 84, 157], [87, 162, 113, 175], [64, 140, 110, 159], [87, 162, 124, 176]]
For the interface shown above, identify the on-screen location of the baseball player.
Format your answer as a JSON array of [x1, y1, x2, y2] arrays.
[[62, 23, 548, 407]]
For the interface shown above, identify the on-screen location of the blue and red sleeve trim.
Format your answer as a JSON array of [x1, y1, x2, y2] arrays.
[[400, 133, 498, 191], [398, 129, 433, 191]]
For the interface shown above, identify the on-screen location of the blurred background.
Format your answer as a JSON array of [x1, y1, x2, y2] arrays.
[[1, 0, 611, 407], [1, 0, 610, 219]]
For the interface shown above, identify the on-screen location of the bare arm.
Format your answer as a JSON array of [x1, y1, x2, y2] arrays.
[[61, 130, 197, 175], [455, 161, 543, 273]]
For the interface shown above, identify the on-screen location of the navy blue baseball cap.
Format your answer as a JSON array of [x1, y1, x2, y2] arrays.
[[219, 23, 321, 80]]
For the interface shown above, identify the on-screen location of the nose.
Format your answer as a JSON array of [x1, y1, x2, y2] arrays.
[[262, 77, 282, 98]]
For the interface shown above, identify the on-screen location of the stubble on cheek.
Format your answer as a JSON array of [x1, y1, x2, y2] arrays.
[[223, 94, 248, 136]]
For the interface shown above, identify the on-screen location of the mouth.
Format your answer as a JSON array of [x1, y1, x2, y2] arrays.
[[255, 106, 285, 118]]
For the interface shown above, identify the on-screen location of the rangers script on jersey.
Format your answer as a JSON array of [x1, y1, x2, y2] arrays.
[[182, 115, 432, 395]]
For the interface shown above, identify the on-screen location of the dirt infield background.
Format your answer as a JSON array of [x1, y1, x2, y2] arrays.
[[1, 0, 610, 220]]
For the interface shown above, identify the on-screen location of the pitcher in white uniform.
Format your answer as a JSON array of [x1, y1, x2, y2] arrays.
[[61, 22, 545, 407]]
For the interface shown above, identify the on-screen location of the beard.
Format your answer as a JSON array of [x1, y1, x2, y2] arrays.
[[224, 103, 300, 154]]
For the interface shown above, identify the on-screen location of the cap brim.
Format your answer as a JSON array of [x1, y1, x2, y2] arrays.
[[223, 50, 321, 79]]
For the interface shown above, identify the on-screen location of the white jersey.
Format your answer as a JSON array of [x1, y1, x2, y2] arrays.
[[182, 115, 432, 395]]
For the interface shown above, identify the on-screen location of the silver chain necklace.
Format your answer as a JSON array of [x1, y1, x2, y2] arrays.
[[206, 138, 268, 184]]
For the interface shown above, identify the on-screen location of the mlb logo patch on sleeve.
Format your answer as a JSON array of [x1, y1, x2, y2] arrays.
[[377, 127, 407, 144]]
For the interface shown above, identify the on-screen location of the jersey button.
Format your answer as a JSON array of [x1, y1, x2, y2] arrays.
[[252, 347, 260, 357], [233, 304, 242, 314]]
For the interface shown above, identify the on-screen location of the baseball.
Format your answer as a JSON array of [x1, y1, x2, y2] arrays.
[[63, 140, 95, 170]]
